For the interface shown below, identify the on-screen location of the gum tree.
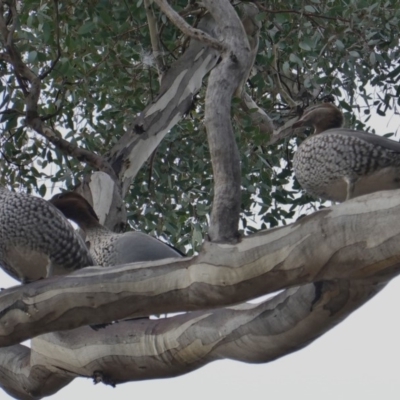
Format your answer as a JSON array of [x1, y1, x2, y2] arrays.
[[0, 0, 399, 398]]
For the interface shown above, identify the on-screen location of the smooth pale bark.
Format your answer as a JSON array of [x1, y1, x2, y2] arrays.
[[75, 13, 220, 233], [0, 344, 72, 400], [1, 190, 400, 348], [108, 14, 220, 197], [0, 1, 397, 399], [203, 0, 251, 242], [0, 280, 384, 398]]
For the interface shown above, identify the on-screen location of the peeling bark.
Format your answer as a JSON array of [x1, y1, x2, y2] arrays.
[[0, 1, 397, 398], [0, 280, 384, 398], [108, 14, 220, 197], [1, 190, 400, 348]]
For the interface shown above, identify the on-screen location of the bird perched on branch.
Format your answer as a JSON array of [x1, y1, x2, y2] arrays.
[[0, 187, 94, 283], [50, 192, 182, 267], [292, 103, 400, 202]]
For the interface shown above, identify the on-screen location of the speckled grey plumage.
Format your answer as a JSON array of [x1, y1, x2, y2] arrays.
[[85, 226, 181, 267], [0, 188, 94, 283], [49, 191, 183, 267], [294, 128, 400, 202]]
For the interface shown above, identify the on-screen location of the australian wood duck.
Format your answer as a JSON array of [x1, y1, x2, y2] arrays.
[[50, 192, 182, 267], [0, 188, 94, 283], [293, 103, 400, 202]]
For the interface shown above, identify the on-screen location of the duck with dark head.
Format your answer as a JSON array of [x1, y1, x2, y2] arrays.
[[50, 191, 183, 267], [292, 103, 400, 202]]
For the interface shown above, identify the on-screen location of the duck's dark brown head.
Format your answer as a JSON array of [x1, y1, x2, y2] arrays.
[[50, 192, 100, 230], [293, 103, 344, 134]]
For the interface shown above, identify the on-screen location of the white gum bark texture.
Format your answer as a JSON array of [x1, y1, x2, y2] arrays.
[[1, 2, 398, 399], [1, 190, 400, 397]]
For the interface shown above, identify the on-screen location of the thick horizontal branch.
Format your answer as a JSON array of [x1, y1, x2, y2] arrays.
[[1, 190, 400, 346], [0, 280, 383, 398]]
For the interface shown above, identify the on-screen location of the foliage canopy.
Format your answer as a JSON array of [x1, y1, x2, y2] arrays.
[[1, 0, 399, 253]]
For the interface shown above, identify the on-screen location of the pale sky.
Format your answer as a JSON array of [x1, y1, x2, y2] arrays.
[[1, 109, 400, 399]]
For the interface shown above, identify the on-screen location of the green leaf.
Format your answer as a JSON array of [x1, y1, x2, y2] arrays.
[[255, 12, 266, 21], [369, 52, 376, 65], [289, 53, 303, 67], [349, 51, 360, 57], [335, 40, 345, 50], [299, 41, 312, 51], [27, 51, 37, 63], [78, 21, 95, 35], [304, 5, 316, 12], [39, 184, 47, 197], [282, 61, 290, 75]]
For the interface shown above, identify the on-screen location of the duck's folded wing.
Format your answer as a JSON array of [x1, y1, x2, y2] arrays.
[[322, 128, 400, 153], [114, 232, 182, 265]]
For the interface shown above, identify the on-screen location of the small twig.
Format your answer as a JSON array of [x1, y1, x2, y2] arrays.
[[39, 0, 61, 79], [255, 4, 350, 23], [0, 52, 10, 62], [0, 2, 9, 41], [153, 0, 226, 52], [1, 3, 28, 96], [26, 117, 118, 180], [40, 87, 66, 121], [239, 92, 275, 134], [147, 146, 158, 189], [144, 0, 165, 78], [122, 0, 135, 22], [268, 116, 300, 146], [6, 2, 17, 48], [1, 150, 23, 167], [272, 44, 298, 108], [0, 2, 118, 180], [85, 51, 110, 76], [112, 25, 146, 40]]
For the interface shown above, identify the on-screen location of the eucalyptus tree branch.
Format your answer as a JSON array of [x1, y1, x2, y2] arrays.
[[0, 344, 72, 400], [0, 2, 29, 96], [234, 2, 261, 97], [153, 0, 225, 52], [254, 3, 351, 23], [0, 2, 118, 181], [27, 118, 118, 180], [1, 190, 400, 347], [144, 0, 165, 78], [39, 0, 61, 80], [237, 98, 304, 146], [239, 92, 276, 134], [202, 0, 252, 242], [0, 280, 383, 398], [232, 3, 276, 135], [108, 14, 220, 196]]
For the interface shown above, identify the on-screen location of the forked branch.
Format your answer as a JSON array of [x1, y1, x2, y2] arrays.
[[1, 190, 400, 347], [0, 1, 117, 180], [0, 280, 383, 398], [153, 0, 225, 51]]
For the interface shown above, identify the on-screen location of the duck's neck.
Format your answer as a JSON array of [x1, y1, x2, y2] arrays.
[[314, 121, 338, 134], [69, 213, 108, 233], [312, 106, 343, 134]]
